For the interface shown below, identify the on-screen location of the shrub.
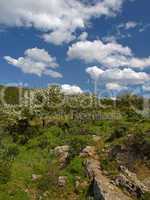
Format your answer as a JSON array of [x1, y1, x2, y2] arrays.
[[68, 136, 90, 160], [7, 119, 40, 144], [36, 168, 58, 192], [100, 158, 119, 176], [6, 144, 19, 160], [107, 125, 128, 142], [68, 157, 84, 177]]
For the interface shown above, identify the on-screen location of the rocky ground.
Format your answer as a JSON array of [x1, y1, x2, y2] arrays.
[[50, 143, 150, 200]]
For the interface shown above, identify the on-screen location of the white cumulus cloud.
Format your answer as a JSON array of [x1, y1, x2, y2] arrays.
[[0, 0, 125, 45], [106, 82, 127, 91], [78, 32, 88, 41], [68, 39, 150, 69], [86, 66, 104, 80], [61, 84, 83, 95], [86, 66, 149, 86], [4, 47, 62, 78], [42, 30, 76, 46]]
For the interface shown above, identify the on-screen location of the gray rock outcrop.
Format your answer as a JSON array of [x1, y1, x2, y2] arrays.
[[115, 166, 150, 198], [85, 159, 132, 200], [58, 176, 67, 187], [54, 145, 69, 167]]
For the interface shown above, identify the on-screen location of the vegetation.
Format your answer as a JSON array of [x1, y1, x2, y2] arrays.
[[0, 85, 149, 199]]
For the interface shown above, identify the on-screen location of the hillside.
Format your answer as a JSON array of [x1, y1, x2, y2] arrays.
[[0, 85, 150, 200]]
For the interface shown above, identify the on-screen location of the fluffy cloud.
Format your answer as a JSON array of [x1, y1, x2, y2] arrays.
[[67, 39, 135, 68], [0, 0, 124, 45], [4, 47, 62, 78], [68, 39, 150, 69], [42, 31, 76, 45], [44, 70, 63, 78], [101, 68, 149, 85], [86, 66, 150, 96], [106, 83, 127, 91], [86, 66, 149, 86], [130, 57, 150, 68], [86, 66, 104, 80], [61, 84, 83, 95], [78, 32, 88, 41]]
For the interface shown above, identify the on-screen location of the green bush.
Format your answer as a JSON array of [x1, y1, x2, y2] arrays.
[[107, 124, 128, 142], [68, 136, 91, 160], [6, 144, 19, 160], [7, 119, 40, 144], [101, 158, 119, 176], [36, 169, 58, 192], [37, 135, 49, 149], [68, 157, 84, 176]]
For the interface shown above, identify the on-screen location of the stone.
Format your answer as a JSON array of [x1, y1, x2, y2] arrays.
[[121, 165, 150, 193], [115, 174, 142, 197], [85, 159, 132, 200], [58, 176, 67, 187], [74, 176, 88, 194], [32, 174, 42, 181], [114, 166, 150, 197], [80, 146, 99, 160], [75, 176, 81, 189], [142, 178, 150, 191], [92, 135, 101, 142], [43, 191, 49, 197], [54, 145, 69, 167]]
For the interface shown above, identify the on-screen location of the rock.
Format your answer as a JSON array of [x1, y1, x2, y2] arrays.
[[108, 145, 122, 159], [54, 145, 69, 167], [121, 165, 150, 193], [75, 180, 80, 190], [58, 176, 67, 187], [142, 178, 150, 190], [85, 159, 132, 200], [32, 174, 42, 181], [54, 145, 69, 156], [114, 166, 150, 197], [43, 191, 49, 197], [74, 176, 88, 194], [85, 159, 101, 179], [75, 176, 81, 193], [92, 135, 101, 142], [115, 174, 143, 198], [80, 146, 99, 160]]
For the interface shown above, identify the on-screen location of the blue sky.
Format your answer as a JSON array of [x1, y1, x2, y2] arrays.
[[0, 0, 150, 96]]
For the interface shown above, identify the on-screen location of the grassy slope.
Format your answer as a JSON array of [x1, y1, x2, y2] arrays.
[[0, 86, 150, 199], [0, 118, 150, 199]]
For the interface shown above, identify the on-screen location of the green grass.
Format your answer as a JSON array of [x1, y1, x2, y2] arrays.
[[0, 116, 150, 199]]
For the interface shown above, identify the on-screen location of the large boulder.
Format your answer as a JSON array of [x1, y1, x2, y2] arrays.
[[92, 135, 101, 142], [142, 178, 150, 191], [54, 145, 69, 167], [58, 176, 67, 187], [115, 166, 150, 198], [85, 159, 132, 200], [80, 146, 99, 160]]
